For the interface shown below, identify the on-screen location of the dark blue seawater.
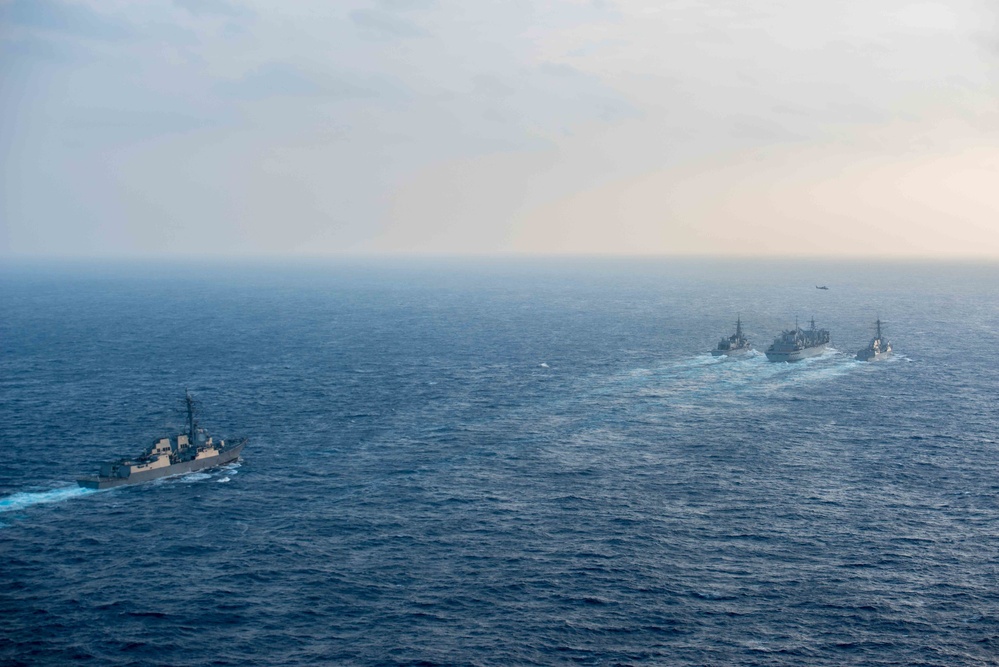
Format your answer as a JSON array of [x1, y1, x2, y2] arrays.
[[2, 258, 998, 666]]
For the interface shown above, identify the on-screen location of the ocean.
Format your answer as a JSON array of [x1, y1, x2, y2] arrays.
[[1, 258, 997, 666]]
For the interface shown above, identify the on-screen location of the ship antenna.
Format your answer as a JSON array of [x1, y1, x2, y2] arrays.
[[736, 315, 742, 337], [810, 316, 816, 330], [876, 317, 882, 339], [185, 389, 196, 441]]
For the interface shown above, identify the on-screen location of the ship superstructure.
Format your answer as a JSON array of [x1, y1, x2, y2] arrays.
[[78, 392, 246, 489], [765, 317, 830, 362], [712, 316, 752, 356], [856, 318, 892, 361]]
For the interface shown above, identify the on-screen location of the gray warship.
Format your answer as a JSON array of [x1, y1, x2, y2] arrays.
[[78, 392, 247, 490], [765, 317, 830, 362], [711, 316, 752, 356], [856, 318, 892, 361]]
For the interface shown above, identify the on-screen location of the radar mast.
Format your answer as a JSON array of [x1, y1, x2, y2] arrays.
[[185, 389, 197, 442]]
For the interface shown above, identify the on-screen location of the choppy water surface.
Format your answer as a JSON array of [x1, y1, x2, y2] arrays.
[[1, 259, 998, 666]]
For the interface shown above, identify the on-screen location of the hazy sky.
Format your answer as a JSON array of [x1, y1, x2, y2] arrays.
[[2, 0, 998, 257]]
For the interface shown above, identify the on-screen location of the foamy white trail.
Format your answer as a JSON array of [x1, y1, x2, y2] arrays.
[[607, 347, 869, 402], [0, 486, 96, 513]]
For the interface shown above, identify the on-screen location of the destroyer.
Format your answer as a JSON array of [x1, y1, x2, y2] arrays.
[[765, 317, 830, 362], [856, 318, 892, 361], [711, 316, 752, 356], [78, 392, 247, 489]]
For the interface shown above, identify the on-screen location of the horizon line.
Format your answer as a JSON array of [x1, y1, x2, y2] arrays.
[[3, 252, 999, 263]]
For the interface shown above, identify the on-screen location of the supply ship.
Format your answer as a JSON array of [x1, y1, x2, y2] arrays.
[[765, 318, 830, 362], [856, 318, 892, 361], [78, 392, 247, 489], [711, 316, 752, 356]]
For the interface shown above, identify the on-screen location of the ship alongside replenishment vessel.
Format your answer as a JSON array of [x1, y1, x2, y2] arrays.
[[765, 317, 830, 362], [856, 318, 892, 361], [711, 316, 752, 356], [77, 392, 247, 489]]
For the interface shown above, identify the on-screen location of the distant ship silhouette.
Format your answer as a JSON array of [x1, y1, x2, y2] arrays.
[[815, 285, 829, 290]]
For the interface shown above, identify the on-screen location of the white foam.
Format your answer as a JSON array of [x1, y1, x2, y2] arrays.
[[0, 486, 96, 513], [603, 344, 870, 406], [766, 354, 861, 388], [179, 472, 212, 483], [676, 354, 726, 368], [216, 476, 231, 483]]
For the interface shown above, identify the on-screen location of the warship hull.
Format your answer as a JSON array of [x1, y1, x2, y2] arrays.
[[765, 344, 827, 362], [712, 345, 752, 356], [78, 440, 245, 490], [856, 349, 891, 362]]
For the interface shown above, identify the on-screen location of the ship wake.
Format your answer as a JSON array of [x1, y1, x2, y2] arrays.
[[604, 347, 866, 406], [0, 486, 97, 515]]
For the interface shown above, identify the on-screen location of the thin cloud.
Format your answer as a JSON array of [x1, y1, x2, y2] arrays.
[[3, 0, 998, 258], [350, 8, 427, 38], [218, 64, 327, 99], [217, 63, 407, 102], [376, 0, 436, 11], [173, 0, 247, 19], [1, 0, 131, 41]]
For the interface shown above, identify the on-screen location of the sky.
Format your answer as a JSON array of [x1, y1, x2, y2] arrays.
[[1, 0, 998, 258]]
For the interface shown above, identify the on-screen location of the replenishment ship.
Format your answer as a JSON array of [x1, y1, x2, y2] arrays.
[[78, 392, 247, 489], [711, 316, 752, 356], [765, 317, 830, 362], [856, 318, 892, 361]]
